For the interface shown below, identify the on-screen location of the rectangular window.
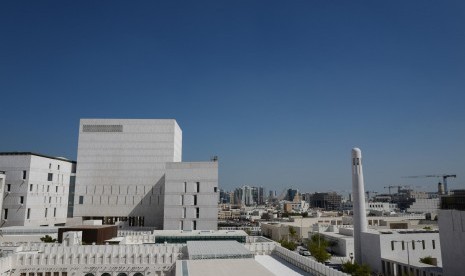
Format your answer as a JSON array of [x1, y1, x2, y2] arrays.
[[214, 187, 218, 192], [57, 165, 60, 170], [47, 186, 50, 192], [402, 241, 405, 250], [79, 196, 84, 204], [432, 240, 436, 249], [196, 182, 200, 192], [29, 184, 33, 192], [49, 163, 51, 169], [22, 170, 26, 180], [193, 220, 197, 230], [20, 196, 24, 204], [182, 208, 186, 218], [3, 209, 8, 220], [54, 208, 56, 217], [45, 208, 48, 217], [27, 208, 31, 219], [194, 195, 197, 205], [184, 182, 187, 193], [49, 197, 51, 203], [7, 184, 11, 192], [412, 241, 415, 250], [56, 186, 58, 193], [181, 195, 184, 205], [391, 241, 395, 250], [180, 220, 183, 230], [47, 173, 53, 181], [422, 240, 425, 249], [196, 207, 200, 218]]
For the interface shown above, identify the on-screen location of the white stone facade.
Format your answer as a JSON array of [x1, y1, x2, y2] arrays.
[[438, 209, 465, 276], [0, 153, 75, 227], [74, 119, 218, 230], [164, 162, 218, 230]]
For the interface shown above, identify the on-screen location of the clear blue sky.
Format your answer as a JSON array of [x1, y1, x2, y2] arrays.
[[1, 1, 464, 194]]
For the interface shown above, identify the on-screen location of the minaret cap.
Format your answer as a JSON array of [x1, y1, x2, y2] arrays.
[[352, 148, 362, 158]]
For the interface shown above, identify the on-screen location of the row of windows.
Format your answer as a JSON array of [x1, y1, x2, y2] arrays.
[[29, 184, 64, 193], [48, 163, 61, 170], [78, 195, 160, 205], [391, 240, 436, 250], [3, 207, 58, 220], [182, 181, 218, 193], [180, 220, 197, 230], [20, 272, 68, 276]]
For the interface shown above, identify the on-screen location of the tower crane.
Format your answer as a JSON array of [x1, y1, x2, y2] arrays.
[[403, 174, 457, 194], [383, 185, 403, 195]]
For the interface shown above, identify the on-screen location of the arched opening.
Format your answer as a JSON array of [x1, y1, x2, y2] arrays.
[[85, 274, 95, 276]]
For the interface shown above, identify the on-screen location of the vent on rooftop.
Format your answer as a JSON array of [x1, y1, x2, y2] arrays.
[[82, 125, 123, 133]]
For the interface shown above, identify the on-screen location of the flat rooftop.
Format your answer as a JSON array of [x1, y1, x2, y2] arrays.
[[187, 240, 253, 260], [0, 152, 76, 163], [153, 230, 247, 237]]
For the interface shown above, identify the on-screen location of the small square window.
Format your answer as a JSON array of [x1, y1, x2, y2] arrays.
[[79, 196, 84, 204], [57, 165, 60, 170]]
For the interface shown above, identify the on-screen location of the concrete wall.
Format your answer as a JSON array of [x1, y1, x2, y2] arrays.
[[0, 154, 74, 227], [74, 119, 181, 226], [163, 162, 218, 230], [439, 209, 465, 276]]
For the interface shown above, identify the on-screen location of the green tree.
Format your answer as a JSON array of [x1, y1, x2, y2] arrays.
[[40, 235, 57, 243], [342, 261, 371, 276], [288, 226, 297, 242], [419, 256, 436, 266], [279, 239, 297, 251], [307, 234, 331, 263]]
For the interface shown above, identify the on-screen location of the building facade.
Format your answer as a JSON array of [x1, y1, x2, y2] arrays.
[[73, 119, 218, 229], [0, 153, 76, 227]]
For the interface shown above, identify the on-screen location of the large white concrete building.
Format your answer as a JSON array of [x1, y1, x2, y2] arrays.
[[0, 153, 76, 227], [73, 119, 218, 230]]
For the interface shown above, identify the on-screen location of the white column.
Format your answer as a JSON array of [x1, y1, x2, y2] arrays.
[[351, 148, 368, 264]]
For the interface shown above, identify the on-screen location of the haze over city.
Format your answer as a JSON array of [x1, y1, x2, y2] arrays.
[[1, 1, 464, 192]]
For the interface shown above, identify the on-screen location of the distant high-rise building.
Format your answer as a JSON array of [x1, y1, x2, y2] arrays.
[[309, 192, 342, 211], [286, 189, 299, 201]]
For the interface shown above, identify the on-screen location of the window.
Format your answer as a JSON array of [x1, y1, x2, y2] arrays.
[[181, 195, 184, 205], [49, 197, 51, 203], [402, 241, 405, 250], [49, 163, 51, 169], [193, 195, 197, 205], [29, 184, 33, 192], [22, 170, 26, 180], [184, 182, 187, 193], [79, 196, 84, 204], [412, 241, 415, 250], [196, 207, 200, 218], [391, 241, 395, 250], [193, 220, 197, 230], [54, 208, 56, 217], [47, 186, 50, 192], [422, 240, 425, 249], [196, 182, 200, 192], [56, 186, 58, 193], [180, 221, 183, 230], [3, 209, 8, 220], [432, 240, 436, 249], [7, 184, 11, 192], [214, 187, 218, 193], [182, 208, 186, 218], [20, 196, 24, 204], [27, 208, 31, 219], [57, 165, 60, 170], [45, 208, 48, 217], [47, 173, 53, 181]]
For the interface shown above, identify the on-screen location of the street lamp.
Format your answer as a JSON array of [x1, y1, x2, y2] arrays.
[[392, 240, 423, 275], [349, 252, 354, 264]]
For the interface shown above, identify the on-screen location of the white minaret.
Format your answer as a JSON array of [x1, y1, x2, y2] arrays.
[[351, 148, 368, 264]]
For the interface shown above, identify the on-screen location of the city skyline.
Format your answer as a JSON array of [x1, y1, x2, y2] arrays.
[[1, 1, 464, 192]]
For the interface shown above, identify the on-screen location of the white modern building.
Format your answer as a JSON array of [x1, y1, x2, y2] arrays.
[[361, 229, 442, 276], [73, 119, 218, 230], [0, 153, 76, 227]]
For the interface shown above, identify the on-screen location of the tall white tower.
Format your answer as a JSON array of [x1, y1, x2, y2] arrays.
[[351, 148, 368, 264]]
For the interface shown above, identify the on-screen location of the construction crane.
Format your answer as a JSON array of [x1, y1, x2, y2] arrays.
[[403, 174, 457, 194], [383, 185, 404, 195]]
